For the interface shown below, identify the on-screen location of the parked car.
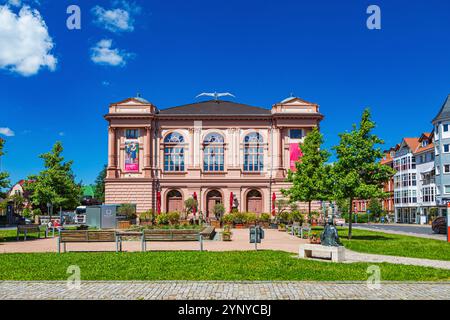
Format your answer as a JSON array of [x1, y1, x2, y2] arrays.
[[432, 216, 447, 234], [334, 217, 345, 227]]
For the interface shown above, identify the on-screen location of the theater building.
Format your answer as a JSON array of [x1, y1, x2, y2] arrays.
[[104, 96, 324, 215]]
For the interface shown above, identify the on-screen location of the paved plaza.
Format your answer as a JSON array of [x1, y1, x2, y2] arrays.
[[0, 281, 448, 300]]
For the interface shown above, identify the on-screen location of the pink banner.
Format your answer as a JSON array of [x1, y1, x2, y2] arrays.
[[289, 143, 302, 171], [125, 141, 139, 172]]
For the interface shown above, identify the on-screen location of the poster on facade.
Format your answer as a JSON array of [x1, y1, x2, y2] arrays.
[[289, 143, 303, 171], [125, 141, 139, 172]]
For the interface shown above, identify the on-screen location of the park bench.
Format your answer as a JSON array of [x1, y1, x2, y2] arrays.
[[141, 229, 203, 251], [199, 226, 216, 240], [17, 224, 47, 241], [58, 230, 119, 253], [299, 243, 345, 262]]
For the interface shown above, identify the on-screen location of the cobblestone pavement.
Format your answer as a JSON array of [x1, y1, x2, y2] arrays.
[[0, 281, 448, 300]]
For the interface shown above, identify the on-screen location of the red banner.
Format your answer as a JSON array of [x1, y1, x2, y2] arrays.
[[289, 143, 302, 171]]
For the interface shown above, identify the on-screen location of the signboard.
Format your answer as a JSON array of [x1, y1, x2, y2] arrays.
[[289, 143, 303, 171], [125, 141, 139, 172]]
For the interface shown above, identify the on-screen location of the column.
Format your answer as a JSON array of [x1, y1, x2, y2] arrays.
[[144, 126, 151, 178], [107, 127, 117, 178]]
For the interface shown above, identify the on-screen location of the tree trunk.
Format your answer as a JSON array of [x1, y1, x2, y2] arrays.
[[348, 197, 353, 239], [308, 201, 311, 224]]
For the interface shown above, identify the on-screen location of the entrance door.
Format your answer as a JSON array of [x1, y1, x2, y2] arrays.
[[246, 190, 262, 214], [206, 190, 222, 218], [166, 190, 183, 213]]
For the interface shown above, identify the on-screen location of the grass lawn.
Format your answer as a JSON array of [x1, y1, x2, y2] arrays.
[[0, 250, 449, 281], [312, 227, 450, 261], [0, 228, 44, 242]]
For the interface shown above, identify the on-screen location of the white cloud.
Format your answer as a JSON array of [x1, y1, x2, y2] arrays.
[[0, 5, 57, 76], [90, 39, 132, 67], [58, 131, 65, 137], [92, 1, 141, 33], [7, 0, 22, 7], [0, 127, 15, 137]]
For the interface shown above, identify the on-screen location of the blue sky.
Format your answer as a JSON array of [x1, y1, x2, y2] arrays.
[[0, 0, 449, 187]]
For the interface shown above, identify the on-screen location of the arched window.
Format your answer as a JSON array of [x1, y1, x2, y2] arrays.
[[244, 132, 264, 172], [203, 133, 224, 172], [164, 132, 185, 172]]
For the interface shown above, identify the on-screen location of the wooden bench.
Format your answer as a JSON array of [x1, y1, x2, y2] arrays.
[[58, 230, 119, 253], [141, 229, 203, 251], [299, 244, 345, 262], [200, 226, 216, 240], [17, 224, 46, 241]]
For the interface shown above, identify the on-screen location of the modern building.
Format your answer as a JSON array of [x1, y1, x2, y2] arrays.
[[104, 95, 324, 215], [431, 94, 450, 217]]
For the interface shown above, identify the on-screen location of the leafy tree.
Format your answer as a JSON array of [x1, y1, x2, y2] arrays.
[[184, 197, 198, 219], [213, 203, 225, 220], [282, 128, 332, 221], [0, 138, 10, 191], [367, 198, 382, 220], [8, 193, 25, 214], [94, 165, 107, 203], [24, 142, 82, 212], [275, 198, 289, 216], [332, 109, 395, 239]]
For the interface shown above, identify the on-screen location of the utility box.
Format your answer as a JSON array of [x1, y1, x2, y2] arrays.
[[86, 205, 118, 229]]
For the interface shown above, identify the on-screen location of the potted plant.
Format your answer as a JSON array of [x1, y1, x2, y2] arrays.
[[278, 223, 286, 231], [222, 225, 232, 241], [184, 197, 198, 223], [167, 211, 180, 225], [155, 213, 170, 225], [309, 231, 321, 244], [118, 203, 137, 227], [233, 212, 246, 229], [245, 212, 257, 227], [259, 213, 271, 228], [221, 213, 234, 227], [139, 209, 154, 226]]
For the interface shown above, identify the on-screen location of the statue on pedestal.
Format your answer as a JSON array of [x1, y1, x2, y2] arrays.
[[320, 217, 340, 247]]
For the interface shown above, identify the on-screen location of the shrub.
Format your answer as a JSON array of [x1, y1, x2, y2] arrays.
[[167, 212, 180, 225], [290, 211, 304, 224], [32, 208, 42, 216], [213, 203, 225, 220], [259, 213, 271, 222], [233, 212, 246, 224], [245, 213, 257, 224], [277, 211, 290, 224], [22, 208, 32, 218], [221, 214, 234, 224], [118, 203, 137, 219], [140, 209, 155, 222], [156, 213, 169, 225]]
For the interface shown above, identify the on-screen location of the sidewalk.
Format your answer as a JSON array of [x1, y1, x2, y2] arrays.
[[0, 281, 448, 300]]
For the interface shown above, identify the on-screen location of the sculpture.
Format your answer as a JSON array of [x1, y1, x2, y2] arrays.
[[320, 217, 340, 247]]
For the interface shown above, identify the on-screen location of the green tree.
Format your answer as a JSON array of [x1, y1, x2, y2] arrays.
[[282, 128, 332, 220], [0, 138, 10, 191], [368, 198, 383, 220], [94, 164, 107, 202], [24, 142, 82, 211], [8, 193, 25, 214], [333, 109, 395, 239], [184, 197, 198, 219]]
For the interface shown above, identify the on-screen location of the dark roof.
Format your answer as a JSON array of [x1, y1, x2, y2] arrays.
[[159, 100, 271, 115], [432, 94, 450, 122]]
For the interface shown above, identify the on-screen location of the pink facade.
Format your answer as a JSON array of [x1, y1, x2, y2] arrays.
[[104, 96, 324, 215]]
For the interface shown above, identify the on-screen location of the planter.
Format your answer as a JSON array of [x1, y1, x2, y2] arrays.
[[222, 232, 232, 241], [309, 239, 321, 244], [269, 223, 278, 229], [234, 223, 244, 229], [140, 220, 153, 226], [179, 219, 190, 226], [210, 220, 221, 228], [117, 221, 131, 229], [278, 225, 286, 232]]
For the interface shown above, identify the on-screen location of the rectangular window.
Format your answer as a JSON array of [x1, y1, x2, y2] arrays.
[[164, 147, 185, 172], [125, 129, 139, 139], [444, 124, 449, 132], [444, 144, 450, 153], [445, 185, 450, 194], [445, 165, 450, 173], [289, 129, 303, 139]]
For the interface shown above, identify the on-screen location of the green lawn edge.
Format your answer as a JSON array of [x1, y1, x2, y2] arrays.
[[0, 250, 449, 282]]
